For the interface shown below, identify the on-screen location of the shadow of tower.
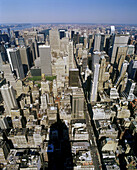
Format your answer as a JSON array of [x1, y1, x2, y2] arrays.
[[48, 111, 73, 170]]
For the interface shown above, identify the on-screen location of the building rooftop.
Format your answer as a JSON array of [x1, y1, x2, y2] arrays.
[[39, 45, 50, 48]]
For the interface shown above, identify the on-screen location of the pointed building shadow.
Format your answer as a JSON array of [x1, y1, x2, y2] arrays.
[[48, 112, 73, 170]]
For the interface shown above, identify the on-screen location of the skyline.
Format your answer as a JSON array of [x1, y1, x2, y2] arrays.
[[0, 3, 137, 169], [0, 0, 137, 24]]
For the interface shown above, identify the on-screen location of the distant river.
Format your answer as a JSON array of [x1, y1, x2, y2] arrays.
[[0, 24, 35, 33]]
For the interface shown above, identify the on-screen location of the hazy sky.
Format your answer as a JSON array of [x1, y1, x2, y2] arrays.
[[0, 0, 137, 24]]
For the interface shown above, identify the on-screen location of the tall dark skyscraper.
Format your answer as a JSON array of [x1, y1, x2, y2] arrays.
[[14, 31, 19, 38], [7, 48, 25, 79], [0, 34, 9, 42], [59, 29, 66, 39], [7, 28, 11, 38], [19, 46, 33, 75]]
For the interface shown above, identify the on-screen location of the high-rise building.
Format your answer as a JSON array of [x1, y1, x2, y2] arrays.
[[93, 33, 105, 52], [100, 34, 105, 51], [110, 26, 115, 35], [0, 140, 10, 164], [79, 36, 84, 45], [94, 34, 101, 51], [33, 39, 39, 58], [39, 45, 52, 76], [0, 52, 3, 71], [128, 59, 137, 81], [110, 35, 129, 64], [135, 43, 137, 54], [60, 37, 69, 53], [14, 31, 19, 38], [19, 46, 33, 75], [0, 34, 9, 42], [15, 80, 24, 97], [115, 46, 128, 68], [41, 81, 50, 94], [41, 93, 48, 112], [68, 41, 74, 69], [110, 86, 119, 100], [7, 28, 11, 38], [30, 41, 36, 61], [71, 31, 75, 40], [90, 63, 100, 102], [2, 64, 16, 88], [8, 128, 28, 148], [37, 34, 45, 43], [127, 45, 134, 55], [116, 60, 129, 87], [91, 51, 106, 72], [0, 84, 18, 115], [124, 79, 136, 101], [98, 56, 106, 90], [52, 79, 57, 98], [53, 57, 66, 88], [59, 29, 66, 39], [119, 60, 129, 78], [7, 48, 25, 79], [73, 32, 80, 45], [71, 88, 84, 119], [12, 116, 24, 129], [82, 57, 88, 73], [49, 29, 60, 51], [0, 116, 10, 129], [69, 69, 80, 87], [18, 37, 25, 46]]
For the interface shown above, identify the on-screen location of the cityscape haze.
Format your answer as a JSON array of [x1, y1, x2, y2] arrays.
[[0, 0, 137, 24]]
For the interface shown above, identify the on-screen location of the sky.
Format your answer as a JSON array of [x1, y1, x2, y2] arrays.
[[0, 0, 137, 24]]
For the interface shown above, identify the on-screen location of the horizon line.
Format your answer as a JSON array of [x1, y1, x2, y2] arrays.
[[0, 22, 137, 26]]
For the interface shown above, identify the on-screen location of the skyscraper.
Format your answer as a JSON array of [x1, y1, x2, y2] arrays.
[[68, 41, 74, 69], [94, 34, 101, 51], [0, 52, 4, 71], [91, 51, 106, 72], [124, 79, 136, 101], [19, 46, 33, 75], [7, 28, 11, 38], [71, 88, 84, 119], [41, 93, 48, 112], [69, 69, 80, 87], [110, 35, 129, 64], [14, 31, 19, 38], [2, 64, 16, 88], [110, 26, 115, 35], [49, 29, 60, 51], [0, 141, 10, 164], [98, 56, 106, 90], [90, 63, 100, 102], [39, 45, 52, 76], [0, 116, 10, 129], [59, 29, 66, 39], [0, 84, 18, 115], [116, 60, 129, 87], [115, 46, 128, 68], [7, 48, 25, 79]]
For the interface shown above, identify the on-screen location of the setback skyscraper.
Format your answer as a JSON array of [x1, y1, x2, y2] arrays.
[[1, 84, 18, 115], [110, 35, 129, 64]]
